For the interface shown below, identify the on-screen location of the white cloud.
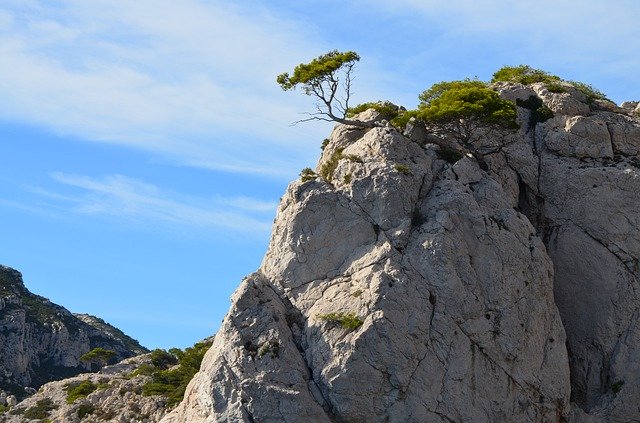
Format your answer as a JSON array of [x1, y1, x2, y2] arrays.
[[33, 172, 276, 235], [0, 1, 332, 175]]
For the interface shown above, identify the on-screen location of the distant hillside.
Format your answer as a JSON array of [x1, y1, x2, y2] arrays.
[[0, 265, 147, 399]]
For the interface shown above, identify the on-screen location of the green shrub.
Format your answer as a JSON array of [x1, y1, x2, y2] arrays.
[[492, 65, 608, 104], [436, 147, 463, 164], [77, 403, 95, 419], [23, 399, 57, 419], [142, 340, 212, 407], [389, 110, 418, 129], [319, 148, 344, 182], [300, 168, 318, 182], [545, 81, 567, 93], [568, 80, 608, 103], [9, 407, 25, 415], [150, 349, 178, 369], [80, 347, 116, 367], [394, 164, 412, 175], [343, 173, 352, 184], [516, 95, 554, 128], [257, 340, 280, 359], [492, 65, 562, 85], [65, 380, 98, 404], [318, 312, 364, 331], [351, 289, 363, 297], [346, 102, 400, 119], [612, 380, 625, 394], [416, 79, 517, 131], [321, 138, 330, 150], [0, 404, 6, 413], [130, 364, 156, 377]]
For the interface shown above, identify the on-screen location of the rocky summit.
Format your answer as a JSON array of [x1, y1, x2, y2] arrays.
[[0, 266, 147, 401], [161, 81, 640, 422]]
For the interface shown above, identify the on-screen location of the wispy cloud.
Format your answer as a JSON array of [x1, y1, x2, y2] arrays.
[[373, 0, 640, 68], [0, 1, 331, 175], [26, 173, 276, 236]]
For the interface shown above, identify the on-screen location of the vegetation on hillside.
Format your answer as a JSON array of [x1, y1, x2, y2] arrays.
[[80, 348, 116, 368], [140, 340, 212, 406]]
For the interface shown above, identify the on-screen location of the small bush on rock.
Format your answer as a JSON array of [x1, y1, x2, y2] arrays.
[[257, 340, 280, 359], [612, 380, 625, 394], [23, 398, 57, 419], [65, 380, 98, 404], [346, 102, 400, 119], [492, 65, 562, 85], [77, 403, 95, 419], [300, 168, 318, 182], [320, 148, 344, 182], [436, 147, 463, 164], [80, 347, 116, 367], [318, 312, 363, 331], [394, 164, 412, 175]]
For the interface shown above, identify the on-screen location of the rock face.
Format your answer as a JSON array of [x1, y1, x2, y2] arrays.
[[160, 82, 640, 422], [1, 354, 168, 423], [0, 266, 147, 399], [163, 84, 640, 422]]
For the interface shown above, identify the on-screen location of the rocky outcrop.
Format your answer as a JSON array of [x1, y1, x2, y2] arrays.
[[1, 354, 168, 423], [0, 266, 147, 399], [162, 80, 640, 421]]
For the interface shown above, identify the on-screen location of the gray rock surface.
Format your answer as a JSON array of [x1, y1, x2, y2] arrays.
[[162, 86, 639, 421], [0, 266, 147, 399], [1, 354, 168, 423]]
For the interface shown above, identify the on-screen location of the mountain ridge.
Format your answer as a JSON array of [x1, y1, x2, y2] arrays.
[[0, 265, 147, 401]]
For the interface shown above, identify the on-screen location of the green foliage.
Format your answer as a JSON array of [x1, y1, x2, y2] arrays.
[[9, 407, 24, 415], [318, 312, 364, 331], [516, 95, 554, 128], [321, 138, 330, 150], [343, 173, 352, 184], [351, 289, 363, 297], [65, 380, 97, 404], [394, 164, 412, 175], [546, 81, 567, 93], [491, 65, 562, 85], [389, 110, 418, 129], [346, 102, 400, 119], [319, 148, 344, 182], [569, 80, 608, 103], [130, 363, 155, 377], [80, 348, 116, 366], [612, 380, 625, 394], [142, 340, 212, 407], [23, 399, 57, 419], [436, 147, 463, 164], [492, 65, 608, 104], [416, 79, 517, 130], [300, 168, 318, 182], [0, 404, 6, 413], [277, 50, 360, 91], [257, 340, 280, 359], [150, 349, 178, 369], [77, 403, 95, 419]]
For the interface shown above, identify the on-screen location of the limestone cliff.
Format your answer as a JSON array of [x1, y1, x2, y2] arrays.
[[160, 79, 640, 422], [0, 266, 147, 399]]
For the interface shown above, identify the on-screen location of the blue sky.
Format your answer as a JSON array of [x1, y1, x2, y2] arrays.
[[1, 0, 639, 349]]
